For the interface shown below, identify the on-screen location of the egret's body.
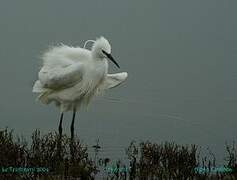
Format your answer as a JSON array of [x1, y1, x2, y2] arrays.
[[33, 37, 127, 112], [32, 36, 128, 142]]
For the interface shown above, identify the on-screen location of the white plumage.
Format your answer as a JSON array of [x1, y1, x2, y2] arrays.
[[33, 36, 128, 112]]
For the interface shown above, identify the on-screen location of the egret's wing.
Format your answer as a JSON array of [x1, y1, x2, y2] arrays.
[[38, 62, 84, 90], [42, 45, 91, 67], [102, 72, 128, 89]]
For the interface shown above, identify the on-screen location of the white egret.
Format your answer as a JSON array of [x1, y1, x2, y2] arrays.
[[32, 36, 128, 140]]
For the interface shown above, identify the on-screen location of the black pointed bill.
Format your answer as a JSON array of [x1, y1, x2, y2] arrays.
[[102, 50, 120, 68]]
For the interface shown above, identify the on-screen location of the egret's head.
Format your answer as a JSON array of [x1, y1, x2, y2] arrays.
[[92, 36, 120, 68]]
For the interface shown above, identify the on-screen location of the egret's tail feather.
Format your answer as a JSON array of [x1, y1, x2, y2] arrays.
[[32, 80, 52, 104], [37, 90, 53, 104], [32, 80, 47, 93]]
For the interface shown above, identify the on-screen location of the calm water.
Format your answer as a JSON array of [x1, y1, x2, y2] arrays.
[[0, 0, 236, 165]]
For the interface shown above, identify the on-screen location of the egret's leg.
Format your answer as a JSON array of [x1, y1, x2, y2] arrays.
[[57, 112, 64, 159], [70, 109, 76, 161], [59, 113, 64, 138], [70, 109, 76, 142]]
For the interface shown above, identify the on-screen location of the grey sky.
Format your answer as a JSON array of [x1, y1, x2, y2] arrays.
[[0, 0, 236, 163]]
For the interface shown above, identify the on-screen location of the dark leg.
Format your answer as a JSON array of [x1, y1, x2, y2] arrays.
[[70, 109, 76, 142], [57, 112, 64, 159], [70, 108, 76, 161], [59, 113, 64, 138]]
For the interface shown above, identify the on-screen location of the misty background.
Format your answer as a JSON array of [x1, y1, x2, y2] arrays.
[[0, 0, 236, 164]]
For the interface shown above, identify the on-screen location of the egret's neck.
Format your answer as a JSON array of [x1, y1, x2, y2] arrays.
[[92, 49, 103, 59], [92, 57, 108, 75]]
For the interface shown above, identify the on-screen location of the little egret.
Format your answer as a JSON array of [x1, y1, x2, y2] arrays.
[[32, 36, 128, 141]]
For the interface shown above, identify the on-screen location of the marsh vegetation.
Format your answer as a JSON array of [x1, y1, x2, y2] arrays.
[[0, 128, 236, 179]]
